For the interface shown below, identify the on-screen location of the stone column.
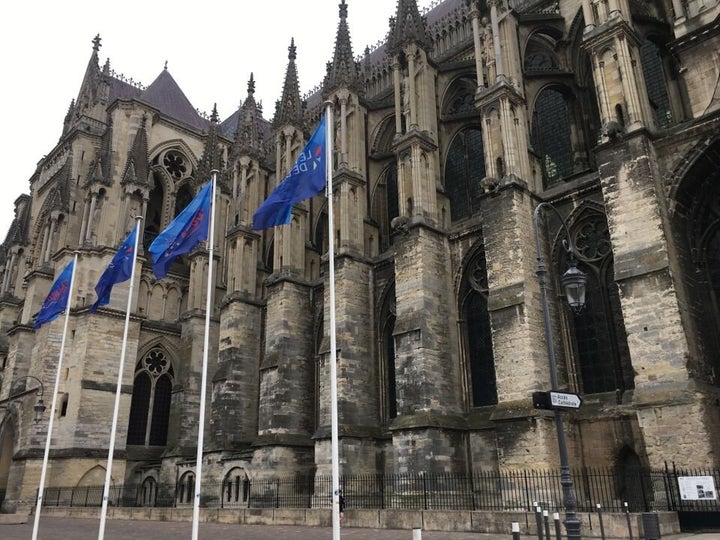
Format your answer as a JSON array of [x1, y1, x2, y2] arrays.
[[479, 182, 563, 468], [582, 0, 595, 31], [490, 1, 504, 79], [85, 193, 98, 243], [391, 224, 465, 474], [393, 59, 403, 134], [597, 133, 719, 468], [252, 277, 315, 475], [469, 3, 485, 86]]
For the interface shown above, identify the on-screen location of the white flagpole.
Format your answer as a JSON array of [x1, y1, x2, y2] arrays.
[[324, 102, 341, 540], [98, 216, 142, 540], [191, 172, 217, 540], [32, 251, 79, 540]]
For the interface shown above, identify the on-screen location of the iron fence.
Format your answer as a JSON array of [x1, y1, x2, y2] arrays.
[[38, 465, 720, 514]]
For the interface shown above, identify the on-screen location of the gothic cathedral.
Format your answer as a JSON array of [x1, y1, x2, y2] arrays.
[[1, 0, 720, 514]]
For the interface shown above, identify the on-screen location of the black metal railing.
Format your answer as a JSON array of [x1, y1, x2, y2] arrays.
[[38, 465, 720, 514]]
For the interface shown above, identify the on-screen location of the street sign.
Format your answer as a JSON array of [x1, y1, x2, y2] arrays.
[[532, 391, 583, 411], [549, 391, 582, 410]]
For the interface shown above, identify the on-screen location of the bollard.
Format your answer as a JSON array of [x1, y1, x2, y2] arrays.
[[543, 510, 552, 540], [624, 502, 634, 540], [553, 512, 562, 540], [512, 521, 521, 540], [412, 528, 422, 540], [535, 505, 544, 540], [596, 503, 606, 540]]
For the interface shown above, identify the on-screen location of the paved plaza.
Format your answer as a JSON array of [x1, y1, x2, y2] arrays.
[[1, 517, 720, 540], [0, 518, 511, 539]]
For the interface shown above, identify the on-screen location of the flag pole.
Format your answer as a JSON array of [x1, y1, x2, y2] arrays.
[[98, 216, 142, 540], [32, 251, 79, 540], [323, 101, 341, 540], [191, 172, 217, 540]]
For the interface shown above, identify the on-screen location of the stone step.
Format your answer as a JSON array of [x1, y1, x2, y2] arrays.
[[0, 513, 29, 524]]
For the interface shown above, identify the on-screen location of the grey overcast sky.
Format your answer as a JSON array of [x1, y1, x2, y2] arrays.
[[0, 0, 434, 241]]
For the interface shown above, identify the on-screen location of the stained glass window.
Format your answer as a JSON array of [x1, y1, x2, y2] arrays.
[[445, 127, 486, 221], [127, 348, 174, 446]]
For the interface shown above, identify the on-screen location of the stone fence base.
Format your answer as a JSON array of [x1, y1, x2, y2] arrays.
[[38, 507, 681, 538]]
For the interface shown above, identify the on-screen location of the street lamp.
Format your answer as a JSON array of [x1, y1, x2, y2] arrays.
[[0, 375, 46, 424], [533, 201, 587, 540]]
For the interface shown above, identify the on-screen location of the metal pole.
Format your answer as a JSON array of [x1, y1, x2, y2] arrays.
[[32, 252, 79, 540], [512, 522, 521, 540], [191, 173, 217, 540], [553, 512, 562, 540], [324, 102, 341, 540], [98, 216, 142, 540], [533, 202, 582, 540], [543, 510, 552, 540], [535, 505, 544, 540], [596, 503, 606, 540], [624, 501, 634, 540]]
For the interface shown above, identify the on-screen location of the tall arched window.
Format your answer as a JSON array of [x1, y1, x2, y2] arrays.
[[677, 140, 720, 384], [370, 163, 399, 253], [532, 88, 575, 188], [444, 127, 486, 221], [127, 347, 174, 446], [176, 472, 194, 505], [640, 40, 673, 128], [174, 183, 194, 218], [145, 175, 164, 251], [459, 244, 497, 407], [314, 211, 328, 256], [223, 468, 250, 507], [138, 476, 157, 507], [563, 212, 633, 395], [379, 285, 397, 420]]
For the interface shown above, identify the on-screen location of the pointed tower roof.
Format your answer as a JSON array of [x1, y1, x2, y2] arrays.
[[121, 116, 150, 187], [230, 73, 266, 161], [196, 104, 226, 189], [325, 0, 360, 93], [140, 67, 208, 131], [387, 0, 431, 54], [84, 120, 114, 187], [273, 39, 304, 127], [2, 195, 32, 248], [42, 159, 72, 217]]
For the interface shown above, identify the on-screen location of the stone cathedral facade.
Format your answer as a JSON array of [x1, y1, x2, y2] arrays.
[[1, 0, 720, 513]]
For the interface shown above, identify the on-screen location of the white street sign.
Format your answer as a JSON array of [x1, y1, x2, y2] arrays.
[[549, 391, 582, 409]]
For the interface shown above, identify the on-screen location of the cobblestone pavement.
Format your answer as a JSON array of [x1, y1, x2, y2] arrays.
[[1, 517, 720, 539], [1, 517, 509, 539]]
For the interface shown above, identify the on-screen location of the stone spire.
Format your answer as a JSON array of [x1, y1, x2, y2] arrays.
[[324, 0, 360, 92], [387, 0, 431, 54], [196, 104, 226, 188], [231, 73, 265, 161], [274, 39, 304, 127], [85, 119, 114, 187], [121, 116, 150, 187], [64, 35, 106, 136]]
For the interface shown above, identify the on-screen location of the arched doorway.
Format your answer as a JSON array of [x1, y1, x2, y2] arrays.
[[0, 420, 16, 508]]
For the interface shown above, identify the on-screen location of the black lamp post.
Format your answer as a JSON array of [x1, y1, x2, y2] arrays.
[[533, 201, 587, 540], [0, 375, 46, 424]]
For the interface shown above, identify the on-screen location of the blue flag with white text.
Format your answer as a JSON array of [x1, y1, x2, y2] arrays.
[[89, 227, 137, 313], [34, 259, 74, 329], [253, 116, 327, 229], [149, 181, 212, 279]]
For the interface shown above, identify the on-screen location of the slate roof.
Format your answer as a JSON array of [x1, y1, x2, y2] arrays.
[[138, 69, 210, 131]]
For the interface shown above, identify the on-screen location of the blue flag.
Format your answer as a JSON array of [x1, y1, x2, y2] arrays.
[[89, 227, 137, 313], [34, 259, 74, 329], [253, 116, 327, 229], [149, 181, 212, 279]]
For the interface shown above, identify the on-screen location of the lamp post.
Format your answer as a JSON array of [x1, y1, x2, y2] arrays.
[[533, 201, 587, 540], [0, 375, 46, 424]]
